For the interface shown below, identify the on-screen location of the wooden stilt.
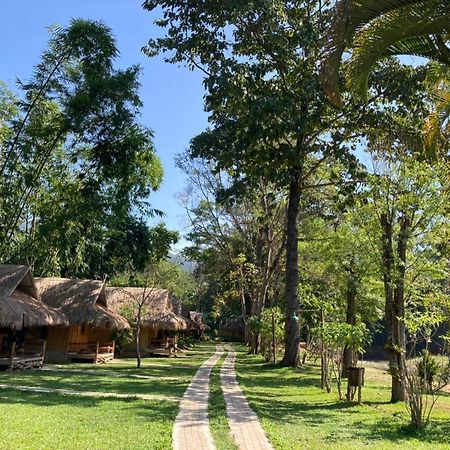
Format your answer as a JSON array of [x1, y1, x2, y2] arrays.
[[8, 341, 16, 371], [95, 341, 99, 364]]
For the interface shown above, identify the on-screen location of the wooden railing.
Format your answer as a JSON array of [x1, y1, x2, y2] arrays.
[[5, 340, 46, 370], [67, 341, 115, 355]]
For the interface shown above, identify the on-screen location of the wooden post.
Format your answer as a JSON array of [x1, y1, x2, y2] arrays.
[[112, 340, 116, 357], [8, 341, 16, 371], [347, 367, 364, 404], [42, 340, 47, 362], [95, 341, 99, 364], [272, 311, 276, 364], [320, 308, 325, 390]]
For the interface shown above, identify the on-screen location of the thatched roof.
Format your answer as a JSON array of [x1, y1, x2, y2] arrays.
[[35, 278, 129, 330], [106, 287, 188, 331], [0, 265, 68, 330], [189, 311, 210, 332], [171, 297, 197, 331]]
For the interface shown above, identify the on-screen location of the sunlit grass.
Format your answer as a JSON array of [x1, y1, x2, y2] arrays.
[[0, 342, 217, 449], [234, 345, 450, 450], [3, 342, 447, 449], [0, 388, 177, 450]]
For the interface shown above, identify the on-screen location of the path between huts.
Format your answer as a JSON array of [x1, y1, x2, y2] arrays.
[[172, 344, 273, 450], [0, 383, 179, 402]]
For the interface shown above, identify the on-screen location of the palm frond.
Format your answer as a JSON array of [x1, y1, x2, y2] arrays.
[[347, 0, 450, 101], [385, 35, 450, 63], [422, 64, 450, 159], [321, 0, 449, 104], [321, 0, 425, 104]]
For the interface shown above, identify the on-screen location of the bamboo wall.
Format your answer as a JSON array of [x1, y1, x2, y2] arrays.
[[45, 325, 116, 363], [0, 326, 46, 357], [121, 326, 159, 357]]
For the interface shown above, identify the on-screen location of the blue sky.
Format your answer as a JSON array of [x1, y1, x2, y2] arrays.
[[0, 0, 208, 247]]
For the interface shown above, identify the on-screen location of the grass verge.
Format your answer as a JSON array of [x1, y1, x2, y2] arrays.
[[0, 342, 217, 449], [234, 345, 450, 450]]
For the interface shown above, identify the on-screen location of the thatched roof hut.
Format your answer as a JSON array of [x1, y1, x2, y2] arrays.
[[189, 311, 210, 332], [0, 265, 67, 330], [107, 287, 188, 331], [35, 278, 129, 330]]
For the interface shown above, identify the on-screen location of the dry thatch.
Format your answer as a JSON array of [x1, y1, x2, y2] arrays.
[[189, 311, 210, 332], [0, 265, 68, 330], [35, 278, 129, 330], [172, 297, 197, 331], [107, 287, 188, 331]]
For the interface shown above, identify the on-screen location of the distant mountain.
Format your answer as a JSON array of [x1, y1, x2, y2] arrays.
[[169, 253, 196, 273]]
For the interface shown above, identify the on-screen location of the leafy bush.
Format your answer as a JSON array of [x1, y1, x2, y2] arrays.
[[418, 350, 439, 390], [112, 329, 133, 357]]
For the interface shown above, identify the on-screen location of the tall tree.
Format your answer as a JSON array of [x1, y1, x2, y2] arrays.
[[357, 153, 449, 402], [178, 156, 285, 353], [0, 20, 164, 277], [144, 0, 361, 366]]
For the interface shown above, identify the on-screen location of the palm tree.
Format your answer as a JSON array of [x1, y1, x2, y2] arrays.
[[422, 64, 449, 158], [321, 0, 450, 103]]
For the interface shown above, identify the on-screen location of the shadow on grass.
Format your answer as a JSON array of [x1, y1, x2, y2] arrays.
[[0, 366, 195, 397], [361, 417, 450, 445], [0, 386, 179, 419], [235, 352, 450, 446]]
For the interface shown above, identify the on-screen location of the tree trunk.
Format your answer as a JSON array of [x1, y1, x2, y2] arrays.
[[380, 212, 408, 402], [249, 291, 262, 354], [136, 310, 142, 369], [391, 214, 410, 402], [272, 311, 276, 364], [342, 270, 357, 378], [281, 175, 301, 367]]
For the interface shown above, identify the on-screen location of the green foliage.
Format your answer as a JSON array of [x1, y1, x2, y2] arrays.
[[316, 322, 371, 355], [105, 222, 179, 275], [259, 307, 284, 344], [322, 0, 450, 104], [417, 350, 439, 388], [112, 259, 195, 303], [0, 19, 164, 278], [112, 328, 133, 357]]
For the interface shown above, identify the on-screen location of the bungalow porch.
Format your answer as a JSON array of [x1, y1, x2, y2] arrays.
[[0, 265, 68, 370], [107, 287, 189, 357], [35, 278, 129, 363]]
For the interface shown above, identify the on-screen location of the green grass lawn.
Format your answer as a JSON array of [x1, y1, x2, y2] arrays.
[[234, 345, 450, 450], [0, 344, 217, 399], [0, 389, 177, 450], [0, 343, 217, 449], [1, 342, 449, 449]]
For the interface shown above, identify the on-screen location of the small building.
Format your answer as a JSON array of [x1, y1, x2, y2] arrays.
[[220, 316, 245, 342], [107, 287, 188, 356], [189, 311, 210, 333], [35, 278, 129, 363], [0, 265, 67, 369]]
